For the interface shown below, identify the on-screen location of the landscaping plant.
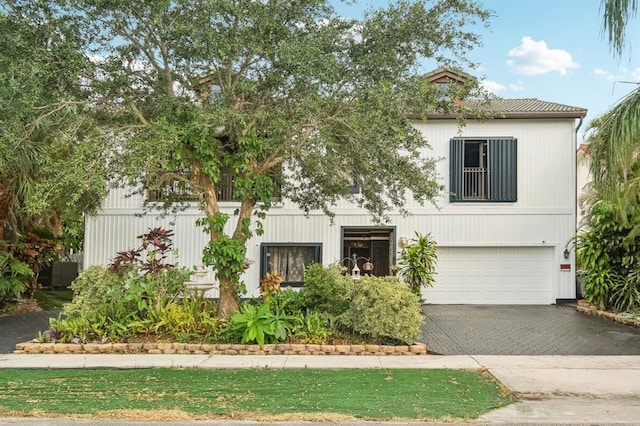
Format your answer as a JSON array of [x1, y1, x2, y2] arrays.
[[300, 264, 353, 317], [259, 270, 283, 299], [230, 301, 294, 346], [398, 232, 438, 298], [0, 248, 33, 309], [343, 276, 424, 345], [577, 200, 640, 312], [50, 228, 194, 343]]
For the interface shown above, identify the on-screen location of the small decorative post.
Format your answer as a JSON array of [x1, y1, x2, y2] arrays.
[[340, 253, 373, 280]]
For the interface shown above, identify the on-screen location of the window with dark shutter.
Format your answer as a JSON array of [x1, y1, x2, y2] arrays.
[[450, 137, 517, 202]]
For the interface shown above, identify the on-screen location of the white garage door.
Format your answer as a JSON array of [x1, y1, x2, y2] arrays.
[[423, 247, 554, 304]]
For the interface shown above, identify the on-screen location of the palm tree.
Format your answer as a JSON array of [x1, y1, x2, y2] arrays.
[[585, 1, 640, 216], [0, 139, 40, 241]]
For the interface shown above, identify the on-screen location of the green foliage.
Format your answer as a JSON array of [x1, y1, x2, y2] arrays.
[[147, 297, 220, 342], [0, 4, 107, 243], [20, 0, 490, 314], [9, 231, 63, 297], [344, 276, 424, 344], [58, 229, 192, 342], [230, 302, 294, 346], [49, 316, 92, 343], [577, 200, 640, 311], [291, 310, 332, 345], [266, 288, 305, 316], [300, 264, 353, 316], [0, 249, 33, 306], [609, 269, 640, 313], [398, 232, 438, 297], [62, 266, 123, 319]]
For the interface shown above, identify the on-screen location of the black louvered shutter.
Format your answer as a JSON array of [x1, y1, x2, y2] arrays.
[[487, 138, 517, 202], [449, 138, 464, 201]]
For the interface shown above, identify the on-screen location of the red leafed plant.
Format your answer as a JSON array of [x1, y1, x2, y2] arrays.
[[110, 228, 175, 275]]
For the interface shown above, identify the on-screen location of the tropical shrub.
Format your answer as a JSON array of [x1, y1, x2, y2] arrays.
[[291, 310, 332, 344], [110, 227, 176, 274], [343, 276, 424, 344], [54, 228, 196, 342], [609, 270, 640, 313], [300, 263, 353, 316], [267, 288, 305, 316], [259, 270, 282, 299], [146, 297, 220, 342], [577, 200, 640, 311], [62, 265, 123, 318], [398, 232, 437, 298], [0, 249, 33, 307], [0, 231, 62, 303], [230, 301, 294, 346]]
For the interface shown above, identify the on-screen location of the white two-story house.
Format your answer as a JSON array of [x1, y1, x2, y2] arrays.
[[84, 68, 587, 304]]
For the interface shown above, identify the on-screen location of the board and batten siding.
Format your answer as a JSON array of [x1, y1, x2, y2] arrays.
[[84, 117, 578, 301]]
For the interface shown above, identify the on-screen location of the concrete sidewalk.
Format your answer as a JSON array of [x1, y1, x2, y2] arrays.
[[2, 354, 640, 424]]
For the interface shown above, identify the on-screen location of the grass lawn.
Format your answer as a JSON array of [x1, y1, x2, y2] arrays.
[[0, 368, 514, 422], [32, 289, 74, 311]]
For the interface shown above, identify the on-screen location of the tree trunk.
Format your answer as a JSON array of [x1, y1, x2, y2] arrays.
[[218, 275, 239, 317]]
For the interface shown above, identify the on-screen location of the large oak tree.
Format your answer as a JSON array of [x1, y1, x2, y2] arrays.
[[18, 0, 492, 316]]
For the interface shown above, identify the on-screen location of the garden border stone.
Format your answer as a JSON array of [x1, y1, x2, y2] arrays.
[[577, 299, 640, 328], [13, 341, 427, 355]]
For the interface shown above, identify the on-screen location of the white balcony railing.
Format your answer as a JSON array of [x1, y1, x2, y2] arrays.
[[463, 167, 487, 199]]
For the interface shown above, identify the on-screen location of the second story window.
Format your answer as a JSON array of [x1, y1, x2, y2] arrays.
[[147, 168, 282, 203], [450, 137, 517, 203]]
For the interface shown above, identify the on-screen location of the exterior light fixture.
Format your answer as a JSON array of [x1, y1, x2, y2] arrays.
[[563, 248, 570, 259]]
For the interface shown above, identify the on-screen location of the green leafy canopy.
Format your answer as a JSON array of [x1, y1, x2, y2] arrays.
[[5, 0, 493, 314]]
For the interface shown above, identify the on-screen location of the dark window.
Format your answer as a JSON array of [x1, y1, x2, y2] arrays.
[[146, 175, 237, 202], [450, 137, 517, 202], [146, 179, 201, 203], [260, 243, 322, 287], [147, 168, 283, 203]]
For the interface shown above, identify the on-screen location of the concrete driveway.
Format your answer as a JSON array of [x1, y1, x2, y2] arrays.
[[421, 304, 640, 355]]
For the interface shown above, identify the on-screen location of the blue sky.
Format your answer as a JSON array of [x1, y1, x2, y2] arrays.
[[337, 0, 640, 143]]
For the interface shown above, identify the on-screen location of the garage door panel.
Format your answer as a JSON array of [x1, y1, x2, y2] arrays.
[[424, 247, 553, 304]]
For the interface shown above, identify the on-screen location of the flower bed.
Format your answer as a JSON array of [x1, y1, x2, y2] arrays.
[[14, 341, 428, 355], [577, 300, 640, 328]]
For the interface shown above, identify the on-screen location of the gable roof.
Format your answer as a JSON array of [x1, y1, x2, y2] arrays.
[[422, 67, 587, 120], [423, 66, 476, 85]]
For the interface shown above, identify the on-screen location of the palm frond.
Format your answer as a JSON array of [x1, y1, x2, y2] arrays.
[[601, 0, 639, 58]]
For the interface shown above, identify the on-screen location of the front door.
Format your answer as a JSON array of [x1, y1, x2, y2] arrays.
[[341, 227, 395, 277]]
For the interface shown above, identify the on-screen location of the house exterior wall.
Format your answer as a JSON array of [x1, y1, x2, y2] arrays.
[[84, 116, 579, 302]]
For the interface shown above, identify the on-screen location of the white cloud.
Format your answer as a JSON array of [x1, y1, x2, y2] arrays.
[[481, 79, 525, 94], [593, 68, 609, 76], [507, 36, 579, 76], [591, 67, 640, 83], [509, 81, 525, 91], [482, 80, 506, 93]]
